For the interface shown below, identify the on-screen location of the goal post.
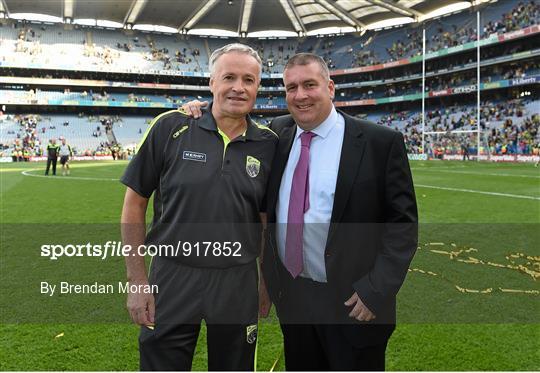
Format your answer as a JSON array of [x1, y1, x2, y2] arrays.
[[423, 129, 491, 161]]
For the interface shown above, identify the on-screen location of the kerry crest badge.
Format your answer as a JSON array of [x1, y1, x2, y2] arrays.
[[246, 156, 260, 178], [246, 324, 258, 344]]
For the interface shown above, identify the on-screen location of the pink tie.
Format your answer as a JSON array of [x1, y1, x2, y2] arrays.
[[285, 131, 316, 278]]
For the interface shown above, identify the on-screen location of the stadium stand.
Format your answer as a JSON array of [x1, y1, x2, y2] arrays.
[[297, 0, 539, 69], [367, 98, 539, 155], [0, 113, 121, 156], [0, 0, 538, 161], [0, 1, 537, 72]]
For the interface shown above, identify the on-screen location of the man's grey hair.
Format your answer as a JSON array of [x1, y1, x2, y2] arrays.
[[284, 53, 330, 81], [209, 43, 262, 79]]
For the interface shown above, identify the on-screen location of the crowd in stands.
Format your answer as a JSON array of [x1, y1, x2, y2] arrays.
[[2, 0, 537, 74], [1, 1, 539, 161], [347, 1, 539, 68], [427, 106, 478, 132], [361, 20, 475, 64], [336, 59, 538, 100], [483, 99, 527, 121], [489, 113, 539, 155], [374, 99, 539, 156], [2, 97, 538, 160], [84, 44, 119, 65], [0, 113, 132, 159], [481, 100, 538, 154], [422, 39, 535, 74], [319, 40, 337, 69], [0, 88, 288, 107], [485, 60, 540, 81], [127, 93, 152, 103], [387, 31, 423, 60], [249, 40, 298, 73], [421, 60, 540, 93], [483, 1, 540, 36], [14, 25, 43, 56], [2, 114, 44, 160], [352, 50, 380, 68], [144, 37, 203, 71], [427, 25, 477, 53], [3, 56, 536, 106], [427, 73, 474, 92]]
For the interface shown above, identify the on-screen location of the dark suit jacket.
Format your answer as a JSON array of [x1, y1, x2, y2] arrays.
[[261, 110, 418, 347]]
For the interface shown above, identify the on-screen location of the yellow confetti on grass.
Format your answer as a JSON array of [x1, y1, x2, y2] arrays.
[[455, 285, 493, 294], [499, 288, 540, 295], [518, 267, 539, 280], [456, 257, 484, 264], [508, 253, 540, 262], [430, 249, 451, 256], [54, 332, 64, 339], [410, 268, 438, 276], [487, 261, 506, 268], [409, 243, 539, 295]]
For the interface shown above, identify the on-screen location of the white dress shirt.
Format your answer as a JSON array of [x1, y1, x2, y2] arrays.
[[276, 106, 345, 282]]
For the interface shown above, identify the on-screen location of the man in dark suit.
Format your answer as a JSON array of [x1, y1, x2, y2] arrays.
[[259, 53, 418, 371]]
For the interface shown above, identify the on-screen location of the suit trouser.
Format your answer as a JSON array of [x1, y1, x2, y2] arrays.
[[45, 157, 57, 175], [139, 258, 258, 371], [277, 276, 388, 371]]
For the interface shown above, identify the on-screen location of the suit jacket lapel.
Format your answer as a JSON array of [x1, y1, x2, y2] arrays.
[[327, 115, 365, 245]]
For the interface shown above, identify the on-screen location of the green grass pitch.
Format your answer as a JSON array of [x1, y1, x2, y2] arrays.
[[0, 160, 538, 370]]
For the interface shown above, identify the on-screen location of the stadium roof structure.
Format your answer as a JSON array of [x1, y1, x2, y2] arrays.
[[0, 0, 493, 37]]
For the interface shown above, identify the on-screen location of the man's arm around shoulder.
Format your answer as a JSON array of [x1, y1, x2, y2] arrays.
[[268, 115, 295, 134]]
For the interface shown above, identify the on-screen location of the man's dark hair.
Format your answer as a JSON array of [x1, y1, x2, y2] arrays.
[[284, 53, 330, 81]]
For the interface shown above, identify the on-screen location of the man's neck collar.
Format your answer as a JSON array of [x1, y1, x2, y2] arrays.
[[295, 106, 338, 139], [197, 102, 251, 139]]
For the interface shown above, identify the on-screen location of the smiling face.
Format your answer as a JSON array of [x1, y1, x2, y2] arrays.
[[209, 52, 260, 121], [283, 62, 335, 131]]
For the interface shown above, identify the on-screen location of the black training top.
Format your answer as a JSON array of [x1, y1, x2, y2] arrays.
[[121, 105, 278, 268], [47, 143, 60, 158]]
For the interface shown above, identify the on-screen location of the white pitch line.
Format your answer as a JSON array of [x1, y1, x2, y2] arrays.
[[411, 168, 540, 179], [21, 170, 118, 181], [20, 169, 540, 199], [416, 184, 540, 200]]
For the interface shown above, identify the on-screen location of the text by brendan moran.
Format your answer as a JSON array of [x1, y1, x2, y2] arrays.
[[40, 281, 158, 296]]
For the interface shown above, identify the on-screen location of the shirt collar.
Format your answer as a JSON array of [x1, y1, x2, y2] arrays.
[[294, 105, 338, 140], [197, 101, 258, 141], [196, 102, 219, 131]]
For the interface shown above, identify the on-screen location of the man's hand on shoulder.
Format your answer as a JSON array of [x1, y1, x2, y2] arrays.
[[344, 292, 376, 322], [180, 100, 209, 119], [126, 279, 155, 326]]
